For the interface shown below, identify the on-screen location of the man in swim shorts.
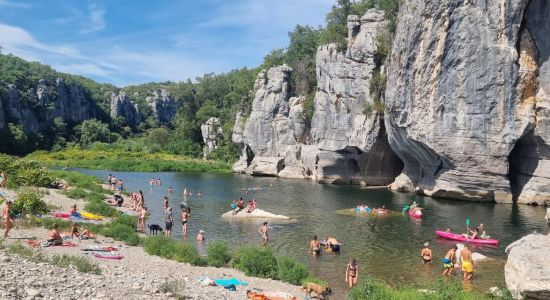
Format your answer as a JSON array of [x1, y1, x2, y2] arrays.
[[164, 206, 173, 237], [460, 244, 474, 280], [442, 245, 457, 276], [325, 236, 340, 253], [310, 235, 321, 256], [421, 242, 432, 264]]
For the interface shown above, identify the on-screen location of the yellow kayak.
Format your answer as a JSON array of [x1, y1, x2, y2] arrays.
[[80, 211, 104, 220]]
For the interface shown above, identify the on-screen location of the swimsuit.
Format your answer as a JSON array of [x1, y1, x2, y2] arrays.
[[461, 261, 473, 273], [442, 258, 453, 268], [348, 264, 357, 277], [422, 257, 432, 263]]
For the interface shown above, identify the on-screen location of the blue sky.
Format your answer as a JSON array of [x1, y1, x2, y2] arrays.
[[0, 0, 333, 86]]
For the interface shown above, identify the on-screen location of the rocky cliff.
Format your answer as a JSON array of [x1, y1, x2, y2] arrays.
[[146, 88, 179, 124], [384, 0, 550, 205], [233, 9, 403, 185], [110, 91, 141, 127], [0, 78, 94, 134], [201, 117, 223, 159]]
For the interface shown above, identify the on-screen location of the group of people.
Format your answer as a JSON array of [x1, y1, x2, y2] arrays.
[[161, 196, 205, 242], [355, 204, 390, 214], [149, 178, 162, 186], [183, 188, 202, 197], [107, 174, 124, 192], [420, 242, 475, 280], [460, 223, 491, 240], [231, 197, 257, 214]]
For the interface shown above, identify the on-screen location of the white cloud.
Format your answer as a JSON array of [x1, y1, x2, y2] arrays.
[[80, 3, 106, 34], [0, 0, 31, 8]]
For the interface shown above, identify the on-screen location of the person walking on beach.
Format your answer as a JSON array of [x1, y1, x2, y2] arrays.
[[345, 258, 359, 288], [181, 208, 190, 238], [110, 176, 117, 191], [138, 206, 147, 233], [259, 222, 269, 244], [421, 242, 432, 264], [2, 200, 14, 238], [442, 245, 457, 276], [460, 244, 474, 280]]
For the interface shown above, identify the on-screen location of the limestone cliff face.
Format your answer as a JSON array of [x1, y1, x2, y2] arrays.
[[233, 9, 403, 184], [0, 78, 94, 133], [385, 0, 550, 204], [146, 88, 179, 124], [110, 91, 141, 127], [201, 117, 223, 159]]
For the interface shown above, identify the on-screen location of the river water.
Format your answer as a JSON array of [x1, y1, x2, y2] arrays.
[[76, 169, 549, 296]]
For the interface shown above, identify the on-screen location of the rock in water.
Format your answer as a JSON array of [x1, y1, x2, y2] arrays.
[[505, 233, 550, 299], [385, 0, 550, 204]]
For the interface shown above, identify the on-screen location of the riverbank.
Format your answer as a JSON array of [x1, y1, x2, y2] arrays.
[[26, 148, 232, 173]]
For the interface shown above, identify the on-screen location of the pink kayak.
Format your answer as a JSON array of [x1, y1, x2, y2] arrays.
[[408, 208, 423, 219], [435, 230, 499, 245]]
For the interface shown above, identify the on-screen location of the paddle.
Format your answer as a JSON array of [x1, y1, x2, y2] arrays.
[[465, 218, 470, 240]]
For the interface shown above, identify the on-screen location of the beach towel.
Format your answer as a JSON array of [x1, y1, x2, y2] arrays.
[[81, 246, 119, 252], [26, 240, 78, 248], [93, 253, 124, 260], [214, 278, 249, 287], [247, 292, 297, 300]]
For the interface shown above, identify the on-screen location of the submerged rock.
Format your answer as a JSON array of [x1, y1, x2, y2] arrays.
[[505, 233, 550, 299]]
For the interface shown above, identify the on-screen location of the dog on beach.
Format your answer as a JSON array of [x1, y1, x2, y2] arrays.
[[305, 282, 331, 299], [148, 224, 163, 235]]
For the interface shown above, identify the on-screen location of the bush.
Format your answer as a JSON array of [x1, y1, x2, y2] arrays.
[[100, 223, 140, 246], [66, 188, 88, 199], [11, 191, 49, 216], [207, 241, 232, 267], [143, 236, 205, 266], [233, 246, 278, 279], [348, 276, 393, 300], [51, 254, 101, 275], [84, 200, 118, 217], [173, 242, 205, 266], [277, 256, 309, 285], [143, 236, 176, 257]]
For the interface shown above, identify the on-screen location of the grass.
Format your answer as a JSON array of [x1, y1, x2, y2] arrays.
[[29, 148, 232, 173], [66, 188, 88, 199], [143, 236, 205, 266], [51, 170, 112, 194], [50, 254, 101, 274], [7, 242, 47, 263]]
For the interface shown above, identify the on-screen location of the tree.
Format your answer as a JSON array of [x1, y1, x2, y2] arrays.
[[147, 127, 171, 147], [76, 119, 111, 145]]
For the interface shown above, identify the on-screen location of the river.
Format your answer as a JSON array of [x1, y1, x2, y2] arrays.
[[75, 168, 549, 296]]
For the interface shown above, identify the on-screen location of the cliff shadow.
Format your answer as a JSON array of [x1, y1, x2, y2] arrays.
[[508, 129, 540, 201]]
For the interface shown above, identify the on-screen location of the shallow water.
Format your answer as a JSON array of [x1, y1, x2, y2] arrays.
[[76, 169, 549, 297]]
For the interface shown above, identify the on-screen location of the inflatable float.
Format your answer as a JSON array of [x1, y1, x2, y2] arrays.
[[408, 208, 423, 219], [80, 211, 104, 220], [435, 230, 499, 245], [221, 208, 289, 220]]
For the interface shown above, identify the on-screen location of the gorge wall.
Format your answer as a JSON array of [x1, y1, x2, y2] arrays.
[[384, 0, 550, 205], [232, 9, 403, 185], [234, 2, 550, 205]]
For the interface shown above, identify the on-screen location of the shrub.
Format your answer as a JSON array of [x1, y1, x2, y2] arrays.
[[11, 191, 49, 216], [277, 256, 309, 285], [301, 276, 327, 288], [233, 246, 278, 279], [51, 254, 101, 275], [100, 223, 140, 246], [84, 200, 118, 218], [348, 276, 392, 300], [66, 188, 88, 199], [143, 236, 175, 257], [207, 241, 232, 267], [7, 242, 47, 263], [173, 242, 205, 266], [159, 280, 187, 300]]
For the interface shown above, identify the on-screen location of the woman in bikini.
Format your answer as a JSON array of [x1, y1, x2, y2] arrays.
[[181, 208, 190, 237], [345, 258, 359, 288]]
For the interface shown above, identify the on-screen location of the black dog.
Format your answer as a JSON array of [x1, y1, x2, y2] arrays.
[[148, 224, 163, 235]]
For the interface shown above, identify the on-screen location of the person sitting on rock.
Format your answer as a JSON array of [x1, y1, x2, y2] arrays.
[[46, 224, 63, 246], [247, 199, 257, 213]]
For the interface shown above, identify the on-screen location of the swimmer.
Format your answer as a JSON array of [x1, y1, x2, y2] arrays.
[[460, 244, 474, 280], [196, 229, 205, 242], [309, 235, 321, 256], [259, 222, 269, 244], [168, 187, 173, 193], [442, 245, 457, 276], [421, 242, 432, 264]]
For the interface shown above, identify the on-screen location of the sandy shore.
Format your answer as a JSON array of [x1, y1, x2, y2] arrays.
[[1, 187, 304, 300]]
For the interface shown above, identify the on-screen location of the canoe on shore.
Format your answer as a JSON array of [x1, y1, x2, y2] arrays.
[[221, 208, 289, 220], [435, 230, 499, 245]]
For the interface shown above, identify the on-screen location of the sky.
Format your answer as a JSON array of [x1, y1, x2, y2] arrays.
[[0, 0, 333, 87]]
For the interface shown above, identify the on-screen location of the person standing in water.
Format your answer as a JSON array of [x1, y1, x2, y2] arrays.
[[181, 208, 190, 238], [442, 245, 458, 276], [421, 242, 432, 264], [345, 258, 359, 288], [460, 244, 474, 280], [309, 235, 321, 256], [259, 222, 269, 244], [2, 200, 14, 238], [196, 229, 205, 242], [325, 236, 341, 254], [164, 206, 173, 237]]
